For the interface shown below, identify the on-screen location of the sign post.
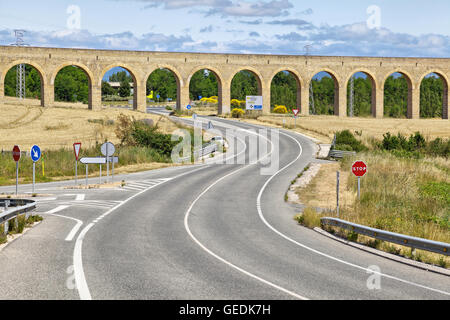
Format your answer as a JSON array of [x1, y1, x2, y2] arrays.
[[101, 142, 115, 183], [292, 109, 299, 128], [12, 145, 21, 195], [30, 145, 41, 194], [352, 160, 367, 200], [336, 171, 340, 217], [73, 143, 81, 185]]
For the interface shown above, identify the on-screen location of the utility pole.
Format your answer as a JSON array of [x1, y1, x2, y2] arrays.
[[10, 30, 28, 99], [304, 44, 315, 115], [349, 75, 354, 117]]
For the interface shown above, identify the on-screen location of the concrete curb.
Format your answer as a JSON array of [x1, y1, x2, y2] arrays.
[[313, 227, 450, 277], [0, 220, 42, 253]]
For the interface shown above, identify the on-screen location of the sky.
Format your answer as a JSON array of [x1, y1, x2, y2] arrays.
[[0, 0, 449, 57]]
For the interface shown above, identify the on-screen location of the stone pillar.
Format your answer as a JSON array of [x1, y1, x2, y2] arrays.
[[443, 82, 449, 120], [42, 84, 54, 107], [0, 79, 4, 103], [300, 83, 309, 115], [135, 80, 147, 112], [218, 81, 230, 115], [334, 84, 347, 117], [373, 86, 384, 118], [409, 86, 420, 119], [90, 85, 102, 110], [179, 83, 190, 111], [262, 84, 270, 114]]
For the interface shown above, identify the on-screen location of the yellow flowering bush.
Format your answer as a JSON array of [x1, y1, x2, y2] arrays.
[[231, 99, 241, 107], [273, 105, 288, 114], [231, 108, 245, 118]]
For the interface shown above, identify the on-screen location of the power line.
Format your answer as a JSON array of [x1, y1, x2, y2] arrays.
[[349, 75, 354, 117], [304, 44, 315, 115], [10, 30, 29, 100]]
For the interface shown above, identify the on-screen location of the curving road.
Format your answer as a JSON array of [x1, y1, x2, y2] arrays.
[[0, 111, 448, 300]]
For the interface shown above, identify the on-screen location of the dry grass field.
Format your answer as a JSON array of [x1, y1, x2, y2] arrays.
[[0, 99, 179, 151], [295, 153, 450, 268], [236, 114, 450, 144]]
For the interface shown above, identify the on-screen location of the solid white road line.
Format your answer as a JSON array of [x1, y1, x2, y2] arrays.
[[73, 166, 208, 300], [46, 205, 70, 214], [256, 130, 450, 297], [41, 205, 83, 242], [183, 129, 309, 300]]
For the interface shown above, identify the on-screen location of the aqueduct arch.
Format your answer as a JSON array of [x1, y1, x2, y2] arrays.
[[0, 46, 448, 119]]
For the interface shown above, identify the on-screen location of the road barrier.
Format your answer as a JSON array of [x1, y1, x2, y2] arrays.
[[179, 142, 219, 162], [321, 217, 450, 256], [328, 149, 356, 159], [0, 199, 36, 234]]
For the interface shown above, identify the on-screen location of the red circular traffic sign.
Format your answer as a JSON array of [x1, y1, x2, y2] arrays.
[[12, 145, 21, 162], [352, 160, 367, 177]]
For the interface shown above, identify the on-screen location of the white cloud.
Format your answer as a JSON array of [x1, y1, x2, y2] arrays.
[[1, 20, 449, 58], [132, 0, 293, 17]]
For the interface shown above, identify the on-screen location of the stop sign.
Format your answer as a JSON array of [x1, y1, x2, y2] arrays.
[[12, 145, 21, 162], [352, 160, 367, 177]]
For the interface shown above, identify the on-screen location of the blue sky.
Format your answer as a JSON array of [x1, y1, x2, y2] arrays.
[[0, 0, 449, 57]]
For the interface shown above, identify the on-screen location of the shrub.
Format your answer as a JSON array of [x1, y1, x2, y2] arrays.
[[296, 207, 322, 228], [231, 99, 241, 108], [0, 224, 6, 244], [231, 108, 245, 118], [379, 132, 448, 158], [334, 130, 367, 152], [17, 214, 26, 233], [273, 105, 288, 114]]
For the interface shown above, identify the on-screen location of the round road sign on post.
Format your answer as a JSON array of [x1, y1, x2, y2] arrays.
[[101, 142, 115, 156], [31, 145, 41, 162], [12, 145, 21, 162], [12, 145, 20, 195]]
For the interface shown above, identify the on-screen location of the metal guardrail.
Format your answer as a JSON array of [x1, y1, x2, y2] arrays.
[[328, 149, 356, 159], [321, 217, 450, 256], [0, 199, 36, 229], [179, 142, 219, 162]]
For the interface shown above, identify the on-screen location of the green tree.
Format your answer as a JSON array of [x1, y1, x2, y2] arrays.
[[270, 71, 297, 110], [347, 76, 372, 116], [102, 81, 116, 96], [147, 69, 177, 101], [420, 76, 443, 118], [231, 70, 259, 101], [384, 75, 408, 118], [109, 70, 132, 83], [54, 66, 89, 104], [310, 75, 335, 115], [189, 69, 218, 100], [118, 80, 131, 98], [4, 64, 42, 99]]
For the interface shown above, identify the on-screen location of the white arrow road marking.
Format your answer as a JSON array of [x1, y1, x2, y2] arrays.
[[41, 205, 83, 242]]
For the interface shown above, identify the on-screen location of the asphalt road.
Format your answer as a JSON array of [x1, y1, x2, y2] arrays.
[[0, 109, 448, 300]]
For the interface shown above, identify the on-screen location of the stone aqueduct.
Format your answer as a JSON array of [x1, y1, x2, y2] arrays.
[[0, 45, 448, 119]]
